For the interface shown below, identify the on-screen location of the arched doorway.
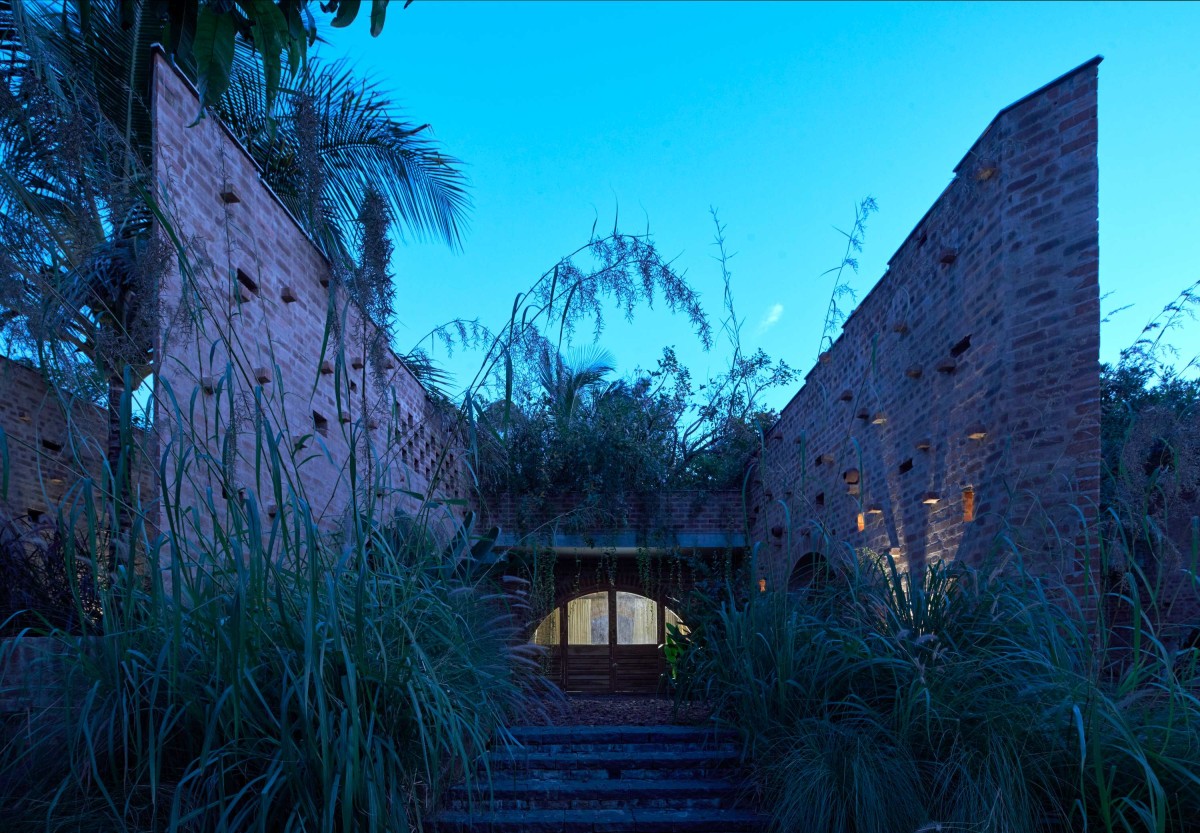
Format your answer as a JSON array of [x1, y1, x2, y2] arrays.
[[530, 589, 686, 693]]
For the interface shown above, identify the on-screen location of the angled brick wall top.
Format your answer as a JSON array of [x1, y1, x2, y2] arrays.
[[751, 59, 1102, 586], [150, 52, 467, 543]]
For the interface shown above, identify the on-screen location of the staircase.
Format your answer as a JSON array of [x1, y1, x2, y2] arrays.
[[432, 724, 768, 832]]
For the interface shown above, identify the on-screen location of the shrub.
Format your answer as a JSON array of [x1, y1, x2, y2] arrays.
[[0, 495, 539, 832], [677, 552, 1200, 833]]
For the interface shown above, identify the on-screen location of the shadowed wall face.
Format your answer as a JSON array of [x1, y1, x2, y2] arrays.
[[148, 53, 467, 545], [750, 60, 1101, 586]]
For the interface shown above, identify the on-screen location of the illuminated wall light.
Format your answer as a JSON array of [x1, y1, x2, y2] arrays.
[[856, 512, 865, 532], [963, 487, 976, 522], [966, 423, 987, 440], [921, 491, 941, 505], [758, 578, 767, 593], [871, 412, 887, 425]]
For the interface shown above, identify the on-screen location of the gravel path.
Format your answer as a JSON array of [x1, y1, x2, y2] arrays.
[[521, 695, 715, 727]]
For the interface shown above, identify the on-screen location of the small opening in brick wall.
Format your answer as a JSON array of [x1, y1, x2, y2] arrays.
[[899, 458, 914, 475], [313, 411, 329, 437], [349, 380, 358, 393], [40, 438, 64, 452], [236, 269, 259, 297], [950, 335, 972, 357], [27, 508, 44, 523], [815, 492, 825, 507]]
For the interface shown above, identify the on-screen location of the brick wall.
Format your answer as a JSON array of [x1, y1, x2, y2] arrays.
[[0, 358, 154, 522], [483, 491, 746, 551], [148, 51, 467, 548], [749, 59, 1102, 589]]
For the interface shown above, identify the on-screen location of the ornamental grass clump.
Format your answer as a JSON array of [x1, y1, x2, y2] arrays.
[[0, 378, 540, 832], [677, 548, 1200, 833]]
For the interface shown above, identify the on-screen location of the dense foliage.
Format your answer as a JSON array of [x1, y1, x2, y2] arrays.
[[476, 344, 786, 502], [677, 550, 1200, 833], [0, 473, 540, 833]]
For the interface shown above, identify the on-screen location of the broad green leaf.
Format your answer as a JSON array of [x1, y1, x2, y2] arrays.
[[250, 0, 287, 112], [331, 0, 362, 28], [192, 4, 238, 119], [370, 0, 387, 36]]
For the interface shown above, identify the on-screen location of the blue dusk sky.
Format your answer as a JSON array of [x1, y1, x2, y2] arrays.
[[326, 1, 1200, 408]]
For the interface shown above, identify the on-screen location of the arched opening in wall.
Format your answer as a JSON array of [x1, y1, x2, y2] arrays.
[[788, 552, 832, 593], [530, 589, 685, 694]]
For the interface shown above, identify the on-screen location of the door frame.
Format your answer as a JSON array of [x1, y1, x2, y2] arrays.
[[551, 587, 668, 693]]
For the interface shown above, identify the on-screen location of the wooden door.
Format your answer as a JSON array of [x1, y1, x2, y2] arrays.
[[553, 590, 666, 694]]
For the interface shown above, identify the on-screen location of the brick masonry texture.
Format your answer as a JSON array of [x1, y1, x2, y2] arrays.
[[146, 52, 469, 547], [0, 358, 155, 520], [748, 59, 1103, 589], [0, 58, 1112, 590]]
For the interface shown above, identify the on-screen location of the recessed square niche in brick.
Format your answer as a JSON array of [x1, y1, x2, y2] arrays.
[[899, 458, 914, 475], [313, 411, 329, 437], [950, 335, 972, 357], [235, 269, 259, 301]]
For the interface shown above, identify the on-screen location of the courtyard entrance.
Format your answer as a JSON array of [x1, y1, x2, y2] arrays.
[[531, 589, 686, 694]]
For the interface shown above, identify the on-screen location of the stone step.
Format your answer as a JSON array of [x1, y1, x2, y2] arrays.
[[447, 777, 739, 811], [431, 807, 768, 832], [485, 748, 740, 781], [504, 725, 738, 748]]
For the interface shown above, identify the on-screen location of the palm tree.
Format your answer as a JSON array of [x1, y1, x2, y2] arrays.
[[536, 345, 617, 427], [0, 0, 468, 548]]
